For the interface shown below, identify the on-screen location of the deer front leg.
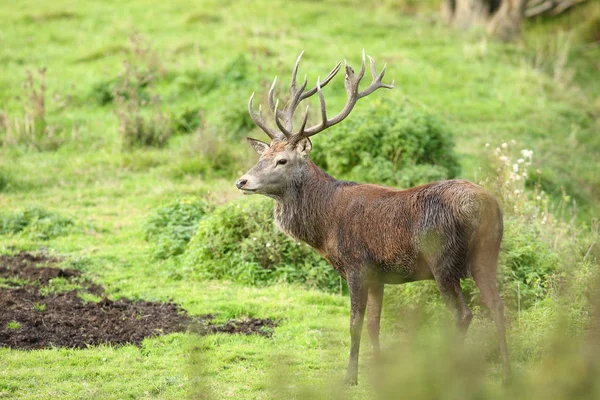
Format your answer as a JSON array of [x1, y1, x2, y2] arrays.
[[345, 272, 368, 386], [367, 282, 384, 359]]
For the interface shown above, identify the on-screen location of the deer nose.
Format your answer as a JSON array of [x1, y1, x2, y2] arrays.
[[236, 179, 248, 189]]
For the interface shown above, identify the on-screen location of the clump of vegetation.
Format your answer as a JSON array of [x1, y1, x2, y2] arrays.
[[143, 198, 210, 259], [0, 167, 11, 192], [0, 206, 74, 240], [220, 103, 255, 138], [39, 277, 84, 296], [183, 196, 340, 292], [311, 99, 460, 187], [167, 123, 253, 181], [5, 321, 21, 330], [106, 33, 173, 149], [91, 76, 151, 106], [223, 54, 250, 85], [0, 68, 65, 150], [176, 70, 220, 94], [172, 107, 203, 134]]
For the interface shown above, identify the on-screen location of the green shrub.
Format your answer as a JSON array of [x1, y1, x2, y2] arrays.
[[172, 107, 203, 134], [223, 54, 250, 84], [0, 206, 74, 240], [0, 168, 10, 192], [90, 77, 151, 106], [166, 126, 253, 181], [220, 103, 255, 138], [498, 216, 561, 310], [143, 198, 209, 259], [183, 196, 339, 292], [311, 99, 460, 187]]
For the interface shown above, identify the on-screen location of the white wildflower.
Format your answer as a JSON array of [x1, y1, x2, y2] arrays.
[[485, 143, 490, 147], [536, 196, 541, 200], [514, 189, 521, 195], [499, 155, 508, 162], [501, 142, 508, 149], [521, 149, 533, 159], [266, 243, 271, 248], [522, 172, 528, 178], [517, 158, 524, 164], [513, 164, 519, 173]]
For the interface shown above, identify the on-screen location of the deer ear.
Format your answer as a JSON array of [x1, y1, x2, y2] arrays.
[[246, 137, 269, 155], [295, 137, 312, 158]]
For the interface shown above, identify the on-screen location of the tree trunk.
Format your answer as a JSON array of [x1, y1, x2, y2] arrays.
[[443, 0, 588, 40]]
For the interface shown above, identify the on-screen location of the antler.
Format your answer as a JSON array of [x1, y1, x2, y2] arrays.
[[247, 50, 394, 142]]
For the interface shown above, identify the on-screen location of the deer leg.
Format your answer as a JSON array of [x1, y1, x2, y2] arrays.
[[435, 277, 473, 339], [345, 272, 368, 386], [472, 269, 511, 383], [367, 282, 384, 359]]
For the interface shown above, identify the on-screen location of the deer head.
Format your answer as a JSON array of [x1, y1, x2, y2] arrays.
[[236, 50, 394, 196]]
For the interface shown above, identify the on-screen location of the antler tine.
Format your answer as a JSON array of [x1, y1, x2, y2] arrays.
[[299, 104, 310, 134], [357, 49, 366, 82], [290, 51, 304, 94], [248, 92, 284, 140], [291, 104, 311, 145], [299, 52, 394, 138], [280, 74, 308, 131], [358, 55, 395, 98], [248, 51, 393, 142], [301, 61, 342, 99], [316, 76, 327, 128], [267, 55, 342, 138], [267, 76, 278, 112], [273, 98, 293, 139]]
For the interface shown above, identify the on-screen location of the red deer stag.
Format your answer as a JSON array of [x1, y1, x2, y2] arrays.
[[236, 51, 510, 385]]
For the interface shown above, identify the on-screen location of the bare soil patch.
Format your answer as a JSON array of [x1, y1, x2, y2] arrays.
[[195, 314, 277, 338], [0, 252, 277, 350]]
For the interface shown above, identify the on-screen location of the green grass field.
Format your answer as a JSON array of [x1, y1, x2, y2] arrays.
[[1, 0, 599, 399]]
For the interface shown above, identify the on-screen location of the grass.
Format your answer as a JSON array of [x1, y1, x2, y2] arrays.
[[0, 0, 598, 399]]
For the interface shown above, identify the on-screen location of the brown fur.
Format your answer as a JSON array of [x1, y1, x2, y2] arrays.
[[238, 141, 511, 385]]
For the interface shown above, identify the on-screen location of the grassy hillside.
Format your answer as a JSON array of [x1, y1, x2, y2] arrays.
[[0, 0, 599, 399]]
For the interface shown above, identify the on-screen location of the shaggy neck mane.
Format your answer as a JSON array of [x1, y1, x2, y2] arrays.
[[274, 161, 354, 249]]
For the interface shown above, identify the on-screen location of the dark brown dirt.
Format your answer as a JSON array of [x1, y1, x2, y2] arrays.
[[0, 251, 103, 295], [0, 252, 277, 350], [195, 315, 278, 338]]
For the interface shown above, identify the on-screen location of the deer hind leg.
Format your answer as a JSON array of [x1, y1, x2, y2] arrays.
[[470, 247, 512, 383], [367, 282, 384, 359], [434, 272, 473, 339], [345, 271, 368, 386]]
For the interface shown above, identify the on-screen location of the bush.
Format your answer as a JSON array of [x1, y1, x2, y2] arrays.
[[183, 196, 340, 292], [498, 217, 561, 310], [0, 206, 74, 240], [142, 198, 209, 259], [0, 168, 10, 192], [91, 76, 151, 106], [311, 99, 460, 187], [0, 69, 66, 151], [172, 107, 203, 134]]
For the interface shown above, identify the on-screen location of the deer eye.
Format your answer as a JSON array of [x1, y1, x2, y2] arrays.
[[277, 159, 288, 166]]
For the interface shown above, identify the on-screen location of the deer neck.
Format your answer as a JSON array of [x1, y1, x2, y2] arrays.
[[273, 161, 340, 249]]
